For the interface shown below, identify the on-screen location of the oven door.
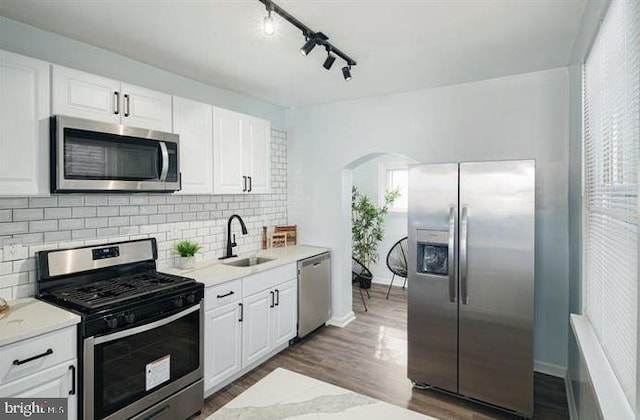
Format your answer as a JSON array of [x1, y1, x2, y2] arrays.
[[53, 115, 180, 192], [84, 304, 202, 420]]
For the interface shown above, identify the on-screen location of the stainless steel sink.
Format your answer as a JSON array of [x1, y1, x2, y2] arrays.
[[223, 257, 275, 267]]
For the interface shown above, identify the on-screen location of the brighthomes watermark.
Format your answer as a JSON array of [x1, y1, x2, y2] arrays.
[[0, 399, 66, 419]]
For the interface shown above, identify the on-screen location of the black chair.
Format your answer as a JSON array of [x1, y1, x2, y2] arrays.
[[385, 236, 408, 299], [352, 257, 372, 312]]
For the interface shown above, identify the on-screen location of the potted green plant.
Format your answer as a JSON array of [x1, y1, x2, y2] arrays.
[[352, 186, 400, 272], [174, 240, 201, 269]]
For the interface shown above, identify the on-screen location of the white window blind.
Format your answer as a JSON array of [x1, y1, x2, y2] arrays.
[[583, 0, 639, 408]]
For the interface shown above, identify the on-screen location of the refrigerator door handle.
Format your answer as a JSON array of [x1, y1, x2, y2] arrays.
[[448, 206, 457, 303], [460, 206, 469, 304]]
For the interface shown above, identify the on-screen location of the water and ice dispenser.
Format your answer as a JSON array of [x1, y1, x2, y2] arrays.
[[416, 229, 449, 275]]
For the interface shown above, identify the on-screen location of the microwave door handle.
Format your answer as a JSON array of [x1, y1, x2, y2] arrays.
[[159, 142, 169, 181]]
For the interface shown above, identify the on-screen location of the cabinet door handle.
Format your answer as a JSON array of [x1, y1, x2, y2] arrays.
[[242, 176, 247, 192], [217, 291, 234, 299], [114, 91, 120, 115], [124, 94, 130, 117], [270, 291, 274, 308], [248, 176, 252, 192], [238, 303, 243, 322], [69, 365, 76, 395], [13, 348, 53, 366], [275, 289, 280, 306]]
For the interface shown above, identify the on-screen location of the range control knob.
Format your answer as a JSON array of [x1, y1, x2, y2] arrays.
[[104, 316, 118, 330], [123, 312, 135, 324], [174, 297, 184, 308], [186, 294, 196, 304]]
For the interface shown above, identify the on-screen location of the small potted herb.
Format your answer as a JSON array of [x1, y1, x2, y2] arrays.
[[174, 240, 201, 269]]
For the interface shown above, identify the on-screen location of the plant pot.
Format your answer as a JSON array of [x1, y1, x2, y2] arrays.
[[176, 256, 196, 270]]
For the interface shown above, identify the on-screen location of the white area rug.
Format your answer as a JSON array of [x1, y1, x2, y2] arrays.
[[207, 368, 437, 419]]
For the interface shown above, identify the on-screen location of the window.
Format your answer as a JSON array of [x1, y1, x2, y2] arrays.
[[379, 166, 408, 212], [583, 0, 639, 409]]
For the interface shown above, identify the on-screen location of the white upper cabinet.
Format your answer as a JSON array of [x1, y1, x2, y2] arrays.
[[243, 116, 271, 194], [121, 83, 172, 132], [213, 107, 244, 194], [52, 65, 172, 132], [0, 50, 50, 196], [52, 66, 120, 124], [173, 97, 213, 194], [213, 107, 271, 194]]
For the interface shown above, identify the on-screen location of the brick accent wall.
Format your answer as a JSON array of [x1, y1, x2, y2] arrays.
[[0, 130, 287, 300]]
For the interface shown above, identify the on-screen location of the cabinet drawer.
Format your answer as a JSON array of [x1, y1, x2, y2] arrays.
[[205, 279, 242, 311], [243, 263, 297, 297], [0, 327, 76, 386]]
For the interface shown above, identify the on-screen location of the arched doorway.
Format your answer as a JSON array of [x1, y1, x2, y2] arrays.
[[342, 152, 417, 314]]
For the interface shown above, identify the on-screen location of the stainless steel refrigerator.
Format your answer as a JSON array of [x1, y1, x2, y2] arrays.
[[407, 160, 535, 417]]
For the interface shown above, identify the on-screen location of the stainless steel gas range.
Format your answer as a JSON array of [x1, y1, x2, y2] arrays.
[[36, 238, 204, 420]]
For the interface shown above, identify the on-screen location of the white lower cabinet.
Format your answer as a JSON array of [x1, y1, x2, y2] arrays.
[[0, 361, 77, 419], [204, 264, 298, 395], [273, 280, 297, 348], [241, 290, 274, 367], [0, 326, 78, 420], [204, 302, 242, 390]]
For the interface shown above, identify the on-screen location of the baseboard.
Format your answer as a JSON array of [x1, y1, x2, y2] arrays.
[[565, 370, 578, 420], [327, 311, 356, 328], [372, 276, 392, 286], [534, 360, 567, 378]]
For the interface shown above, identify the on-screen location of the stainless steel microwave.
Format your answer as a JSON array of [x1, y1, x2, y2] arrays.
[[51, 115, 181, 193]]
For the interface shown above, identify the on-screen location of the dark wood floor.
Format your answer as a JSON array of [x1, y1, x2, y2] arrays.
[[197, 284, 569, 419]]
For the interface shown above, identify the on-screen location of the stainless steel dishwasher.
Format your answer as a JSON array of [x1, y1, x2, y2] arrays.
[[297, 252, 332, 338]]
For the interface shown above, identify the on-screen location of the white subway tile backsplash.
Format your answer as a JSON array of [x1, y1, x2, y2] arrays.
[[72, 207, 97, 218], [0, 131, 287, 298], [97, 207, 120, 217], [13, 209, 43, 221], [108, 196, 130, 206], [45, 207, 72, 219], [59, 219, 84, 230], [29, 220, 58, 232], [84, 196, 109, 206], [59, 196, 84, 207]]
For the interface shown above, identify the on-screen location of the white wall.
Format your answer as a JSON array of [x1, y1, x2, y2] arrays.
[[0, 16, 286, 129], [287, 67, 570, 367]]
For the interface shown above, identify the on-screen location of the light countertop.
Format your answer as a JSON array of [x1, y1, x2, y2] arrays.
[[0, 298, 81, 347], [163, 245, 330, 287]]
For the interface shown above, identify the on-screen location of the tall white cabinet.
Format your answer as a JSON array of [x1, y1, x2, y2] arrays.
[[173, 97, 214, 194], [0, 50, 50, 196], [213, 107, 271, 194], [52, 65, 172, 132]]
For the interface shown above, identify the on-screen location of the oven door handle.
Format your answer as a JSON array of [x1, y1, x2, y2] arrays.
[[94, 304, 200, 345]]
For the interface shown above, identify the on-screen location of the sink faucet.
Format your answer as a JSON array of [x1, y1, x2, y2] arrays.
[[219, 214, 248, 259]]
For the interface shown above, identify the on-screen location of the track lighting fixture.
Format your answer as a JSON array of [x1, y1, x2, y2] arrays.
[[258, 0, 357, 80], [323, 50, 336, 70], [342, 65, 352, 81], [263, 8, 275, 35], [300, 38, 316, 56]]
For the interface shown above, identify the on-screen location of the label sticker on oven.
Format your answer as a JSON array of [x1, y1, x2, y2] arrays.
[[146, 355, 170, 391]]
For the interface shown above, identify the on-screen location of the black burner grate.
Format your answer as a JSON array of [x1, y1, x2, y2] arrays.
[[50, 271, 194, 309]]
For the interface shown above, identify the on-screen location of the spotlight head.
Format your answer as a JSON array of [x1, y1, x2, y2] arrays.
[[323, 54, 336, 70], [342, 65, 352, 81], [300, 38, 317, 56], [263, 11, 275, 35]]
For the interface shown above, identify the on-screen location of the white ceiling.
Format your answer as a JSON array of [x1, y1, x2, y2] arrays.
[[0, 0, 588, 107]]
